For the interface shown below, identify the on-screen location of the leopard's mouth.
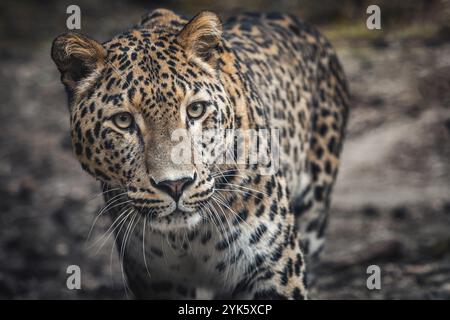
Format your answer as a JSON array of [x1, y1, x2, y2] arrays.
[[103, 184, 208, 231]]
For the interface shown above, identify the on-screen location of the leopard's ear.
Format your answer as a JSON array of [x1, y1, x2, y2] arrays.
[[51, 32, 105, 99], [177, 11, 222, 66], [140, 8, 184, 29]]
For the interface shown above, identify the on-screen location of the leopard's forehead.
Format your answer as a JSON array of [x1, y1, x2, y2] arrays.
[[104, 28, 215, 83], [95, 28, 221, 117]]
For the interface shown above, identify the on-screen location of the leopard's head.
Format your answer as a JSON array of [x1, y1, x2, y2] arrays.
[[51, 10, 238, 231]]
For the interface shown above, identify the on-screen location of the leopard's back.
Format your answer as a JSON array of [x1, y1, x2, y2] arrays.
[[224, 13, 350, 258]]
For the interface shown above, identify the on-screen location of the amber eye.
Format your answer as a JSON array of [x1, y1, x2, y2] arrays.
[[112, 112, 133, 129], [186, 101, 208, 120]]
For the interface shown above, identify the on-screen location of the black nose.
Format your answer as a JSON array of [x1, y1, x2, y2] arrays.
[[151, 176, 194, 201]]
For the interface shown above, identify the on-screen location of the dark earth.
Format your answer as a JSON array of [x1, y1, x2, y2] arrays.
[[0, 0, 449, 299]]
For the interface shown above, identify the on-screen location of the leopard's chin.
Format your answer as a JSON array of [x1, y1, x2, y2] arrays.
[[143, 209, 204, 232]]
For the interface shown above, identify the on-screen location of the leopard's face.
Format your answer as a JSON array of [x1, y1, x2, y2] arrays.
[[52, 12, 235, 231]]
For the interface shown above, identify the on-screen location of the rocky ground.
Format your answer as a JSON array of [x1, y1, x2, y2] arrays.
[[0, 1, 449, 299]]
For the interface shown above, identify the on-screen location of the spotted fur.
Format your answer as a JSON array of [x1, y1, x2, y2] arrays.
[[52, 9, 349, 299]]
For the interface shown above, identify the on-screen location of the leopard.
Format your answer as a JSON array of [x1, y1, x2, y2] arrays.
[[51, 8, 349, 299]]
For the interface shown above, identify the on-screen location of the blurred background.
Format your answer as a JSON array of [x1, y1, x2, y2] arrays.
[[0, 0, 449, 299]]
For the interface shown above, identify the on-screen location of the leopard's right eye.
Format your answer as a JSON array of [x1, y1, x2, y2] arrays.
[[112, 112, 134, 129]]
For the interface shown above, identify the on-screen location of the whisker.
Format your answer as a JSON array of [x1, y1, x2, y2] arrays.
[[142, 210, 152, 280], [214, 188, 263, 202], [119, 210, 139, 298], [205, 201, 234, 285], [108, 207, 134, 280], [86, 187, 124, 202], [216, 183, 268, 196], [91, 205, 132, 251], [86, 195, 130, 243]]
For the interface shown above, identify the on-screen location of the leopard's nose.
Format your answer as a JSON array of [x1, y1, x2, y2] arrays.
[[151, 176, 195, 202]]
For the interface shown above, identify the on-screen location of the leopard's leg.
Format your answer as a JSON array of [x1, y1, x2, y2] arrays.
[[292, 178, 331, 261], [217, 173, 308, 300], [236, 228, 308, 300], [291, 109, 344, 287]]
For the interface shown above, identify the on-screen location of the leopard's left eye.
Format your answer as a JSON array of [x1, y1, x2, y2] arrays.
[[186, 101, 208, 120], [112, 112, 134, 129]]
